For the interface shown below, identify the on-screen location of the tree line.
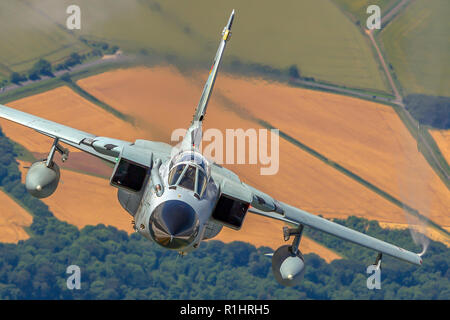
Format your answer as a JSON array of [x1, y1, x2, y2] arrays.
[[8, 40, 119, 86]]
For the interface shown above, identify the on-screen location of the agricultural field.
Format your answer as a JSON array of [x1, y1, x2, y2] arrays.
[[1, 66, 448, 253], [0, 190, 33, 243], [78, 66, 413, 224], [379, 0, 450, 97], [0, 1, 89, 82], [0, 66, 417, 253], [33, 0, 389, 92], [161, 0, 389, 91], [430, 129, 450, 165], [213, 74, 450, 229], [0, 86, 150, 154], [0, 83, 342, 261], [78, 67, 450, 232]]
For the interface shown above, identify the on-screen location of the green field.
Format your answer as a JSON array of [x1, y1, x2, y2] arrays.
[[380, 0, 450, 97], [0, 0, 90, 82], [3, 0, 448, 97], [160, 0, 390, 92], [31, 0, 389, 93]]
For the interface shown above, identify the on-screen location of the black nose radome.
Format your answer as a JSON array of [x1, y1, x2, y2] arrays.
[[149, 200, 199, 249]]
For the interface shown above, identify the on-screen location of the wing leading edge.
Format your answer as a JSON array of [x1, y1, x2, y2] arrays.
[[0, 104, 134, 163], [0, 104, 95, 144]]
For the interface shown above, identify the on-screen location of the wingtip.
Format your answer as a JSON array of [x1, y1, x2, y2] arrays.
[[414, 254, 423, 266]]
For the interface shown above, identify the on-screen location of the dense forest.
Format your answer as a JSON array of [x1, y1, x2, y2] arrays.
[[404, 94, 450, 129], [0, 129, 448, 299]]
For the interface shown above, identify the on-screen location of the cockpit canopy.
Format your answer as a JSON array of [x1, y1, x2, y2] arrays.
[[168, 151, 210, 197]]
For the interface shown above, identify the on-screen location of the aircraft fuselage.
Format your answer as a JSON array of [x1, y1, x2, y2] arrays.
[[133, 152, 219, 253]]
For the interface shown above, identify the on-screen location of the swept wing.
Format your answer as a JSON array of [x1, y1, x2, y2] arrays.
[[0, 104, 169, 164]]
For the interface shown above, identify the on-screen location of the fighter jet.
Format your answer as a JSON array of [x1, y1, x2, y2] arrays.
[[0, 10, 422, 286]]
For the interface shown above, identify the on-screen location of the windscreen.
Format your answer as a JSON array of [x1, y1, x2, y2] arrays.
[[169, 151, 210, 177], [178, 165, 196, 191], [167, 151, 210, 196], [168, 164, 185, 185]]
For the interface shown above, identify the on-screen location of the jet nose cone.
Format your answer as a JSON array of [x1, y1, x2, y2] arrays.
[[163, 203, 197, 236], [149, 200, 199, 249]]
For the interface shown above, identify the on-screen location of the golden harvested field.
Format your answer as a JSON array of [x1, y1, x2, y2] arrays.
[[0, 86, 150, 154], [4, 66, 447, 258], [3, 82, 343, 261], [430, 130, 450, 166], [0, 190, 33, 243], [78, 66, 201, 142], [78, 67, 409, 223], [213, 75, 450, 228]]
